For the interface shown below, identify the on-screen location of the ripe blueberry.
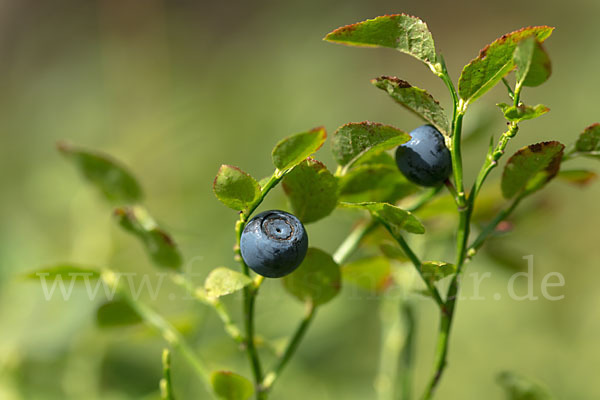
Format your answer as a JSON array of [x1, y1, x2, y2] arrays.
[[240, 210, 308, 278], [395, 124, 452, 187]]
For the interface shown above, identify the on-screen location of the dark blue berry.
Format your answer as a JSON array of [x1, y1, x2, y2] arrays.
[[240, 210, 308, 278], [395, 125, 452, 187]]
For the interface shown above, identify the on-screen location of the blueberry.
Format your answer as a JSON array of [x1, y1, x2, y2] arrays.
[[240, 210, 309, 278], [395, 124, 452, 187]]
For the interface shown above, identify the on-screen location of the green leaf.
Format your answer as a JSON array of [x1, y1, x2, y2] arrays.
[[272, 126, 327, 172], [332, 122, 410, 169], [501, 141, 565, 199], [352, 151, 397, 168], [337, 163, 417, 203], [372, 76, 450, 134], [281, 158, 338, 224], [283, 248, 341, 306], [324, 14, 438, 68], [514, 37, 551, 88], [575, 123, 600, 154], [497, 103, 549, 123], [23, 264, 101, 282], [342, 257, 392, 293], [557, 169, 597, 187], [114, 206, 183, 270], [58, 142, 143, 204], [213, 165, 261, 211], [211, 371, 254, 400], [96, 299, 142, 328], [458, 26, 554, 106], [204, 267, 253, 299], [341, 202, 425, 234], [514, 36, 536, 88], [497, 371, 554, 400], [421, 261, 456, 285]]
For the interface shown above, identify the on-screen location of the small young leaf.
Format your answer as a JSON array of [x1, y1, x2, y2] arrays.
[[114, 206, 183, 270], [501, 141, 565, 199], [557, 169, 597, 187], [514, 37, 551, 88], [213, 165, 261, 211], [324, 14, 438, 68], [497, 371, 554, 400], [272, 127, 327, 172], [211, 371, 254, 400], [96, 298, 142, 328], [332, 122, 409, 169], [372, 76, 450, 135], [575, 123, 600, 154], [281, 158, 338, 224], [23, 264, 101, 282], [342, 257, 392, 293], [458, 26, 554, 106], [497, 103, 549, 122], [58, 142, 143, 204], [204, 267, 252, 299], [283, 248, 341, 306], [337, 164, 417, 203], [421, 261, 456, 284], [341, 202, 425, 234]]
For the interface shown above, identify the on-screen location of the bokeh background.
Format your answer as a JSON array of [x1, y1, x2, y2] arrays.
[[1, 0, 599, 399]]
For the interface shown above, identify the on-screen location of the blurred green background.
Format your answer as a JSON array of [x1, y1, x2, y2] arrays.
[[1, 0, 599, 399]]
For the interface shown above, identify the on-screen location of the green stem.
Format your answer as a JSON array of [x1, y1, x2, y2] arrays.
[[160, 349, 175, 400], [375, 293, 404, 400], [421, 74, 526, 399], [419, 67, 468, 398], [443, 179, 460, 205], [472, 122, 519, 201], [234, 170, 284, 399], [262, 303, 316, 391], [420, 204, 471, 400], [101, 271, 213, 397], [421, 191, 473, 400], [420, 312, 451, 400], [563, 150, 600, 161], [467, 194, 524, 259], [409, 186, 443, 212], [439, 57, 467, 208], [170, 274, 243, 344], [333, 219, 378, 264], [451, 110, 467, 207], [513, 81, 523, 106], [376, 297, 416, 400], [437, 55, 459, 113], [421, 156, 470, 399], [244, 286, 264, 398], [380, 222, 445, 309], [399, 302, 416, 400], [501, 78, 515, 100]]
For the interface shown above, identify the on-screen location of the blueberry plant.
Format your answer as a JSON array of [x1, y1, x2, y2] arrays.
[[28, 13, 599, 400]]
